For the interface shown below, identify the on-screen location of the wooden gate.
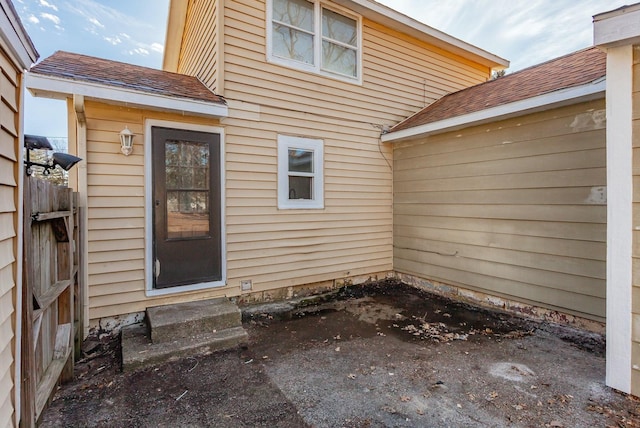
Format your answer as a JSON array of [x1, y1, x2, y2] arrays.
[[20, 177, 82, 426]]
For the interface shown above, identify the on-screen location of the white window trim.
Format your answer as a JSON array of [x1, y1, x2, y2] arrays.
[[144, 119, 227, 297], [278, 135, 324, 209], [266, 0, 363, 85]]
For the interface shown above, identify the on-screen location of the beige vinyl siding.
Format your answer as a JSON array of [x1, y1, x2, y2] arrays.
[[632, 45, 640, 396], [217, 0, 489, 293], [0, 48, 19, 427], [221, 1, 489, 118], [88, 0, 492, 320], [80, 101, 230, 322], [394, 99, 607, 321], [177, 0, 220, 90]]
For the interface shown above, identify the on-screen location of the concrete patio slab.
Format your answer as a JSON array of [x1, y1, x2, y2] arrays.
[[39, 281, 638, 427]]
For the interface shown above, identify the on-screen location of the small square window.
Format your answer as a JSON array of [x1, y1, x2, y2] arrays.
[[278, 135, 324, 209]]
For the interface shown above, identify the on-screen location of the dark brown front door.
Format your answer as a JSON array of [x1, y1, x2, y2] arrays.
[[152, 127, 221, 289]]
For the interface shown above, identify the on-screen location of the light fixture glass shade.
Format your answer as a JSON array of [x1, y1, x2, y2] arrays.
[[120, 126, 135, 156]]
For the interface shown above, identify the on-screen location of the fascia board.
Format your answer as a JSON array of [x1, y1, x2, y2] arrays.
[[26, 72, 228, 118], [0, 0, 38, 69], [163, 0, 188, 72], [594, 4, 640, 48]]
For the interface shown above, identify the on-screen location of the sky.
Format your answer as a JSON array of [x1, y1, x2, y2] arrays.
[[15, 0, 170, 138], [14, 0, 629, 139]]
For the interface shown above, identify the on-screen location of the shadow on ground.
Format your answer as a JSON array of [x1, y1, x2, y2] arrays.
[[40, 281, 640, 427]]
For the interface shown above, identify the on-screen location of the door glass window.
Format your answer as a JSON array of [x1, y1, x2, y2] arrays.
[[165, 140, 210, 239]]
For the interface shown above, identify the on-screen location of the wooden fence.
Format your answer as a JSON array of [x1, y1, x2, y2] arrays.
[[20, 176, 82, 426]]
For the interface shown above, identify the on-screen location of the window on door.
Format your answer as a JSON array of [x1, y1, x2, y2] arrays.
[[277, 135, 324, 209]]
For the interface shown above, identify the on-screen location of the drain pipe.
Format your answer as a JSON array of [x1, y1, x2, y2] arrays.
[[73, 94, 90, 338]]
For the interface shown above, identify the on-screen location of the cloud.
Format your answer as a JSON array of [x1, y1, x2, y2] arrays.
[[39, 0, 58, 11], [65, 0, 151, 31], [63, 0, 165, 62], [150, 43, 163, 53], [40, 12, 60, 25], [27, 15, 39, 24], [130, 47, 149, 56], [377, 0, 629, 72], [104, 35, 122, 45], [88, 17, 104, 28]]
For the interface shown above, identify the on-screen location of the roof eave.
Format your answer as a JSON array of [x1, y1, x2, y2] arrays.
[[0, 0, 39, 69], [332, 0, 509, 69], [26, 72, 228, 119], [163, 0, 188, 72], [382, 79, 606, 143]]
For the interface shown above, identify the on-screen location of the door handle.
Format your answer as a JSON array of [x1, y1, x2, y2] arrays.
[[155, 199, 160, 207]]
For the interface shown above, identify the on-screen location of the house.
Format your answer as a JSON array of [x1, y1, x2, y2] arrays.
[[24, 0, 640, 399], [593, 2, 640, 397], [26, 0, 508, 332], [0, 0, 38, 426]]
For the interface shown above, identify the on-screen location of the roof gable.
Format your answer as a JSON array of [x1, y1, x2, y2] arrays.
[[163, 0, 509, 72], [385, 47, 606, 140]]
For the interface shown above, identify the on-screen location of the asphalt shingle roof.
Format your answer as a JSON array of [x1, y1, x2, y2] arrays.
[[390, 47, 606, 133], [30, 51, 225, 106]]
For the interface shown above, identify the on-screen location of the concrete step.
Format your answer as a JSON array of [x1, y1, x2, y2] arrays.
[[121, 324, 248, 372], [147, 298, 242, 344]]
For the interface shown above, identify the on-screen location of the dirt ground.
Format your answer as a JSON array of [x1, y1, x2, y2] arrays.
[[40, 281, 640, 427]]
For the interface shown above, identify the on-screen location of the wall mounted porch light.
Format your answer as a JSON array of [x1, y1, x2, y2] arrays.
[[120, 126, 135, 156], [24, 134, 82, 176]]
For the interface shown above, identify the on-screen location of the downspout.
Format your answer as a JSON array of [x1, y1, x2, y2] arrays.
[[73, 94, 90, 338]]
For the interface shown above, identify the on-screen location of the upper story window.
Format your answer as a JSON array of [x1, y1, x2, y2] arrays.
[[268, 0, 362, 82]]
